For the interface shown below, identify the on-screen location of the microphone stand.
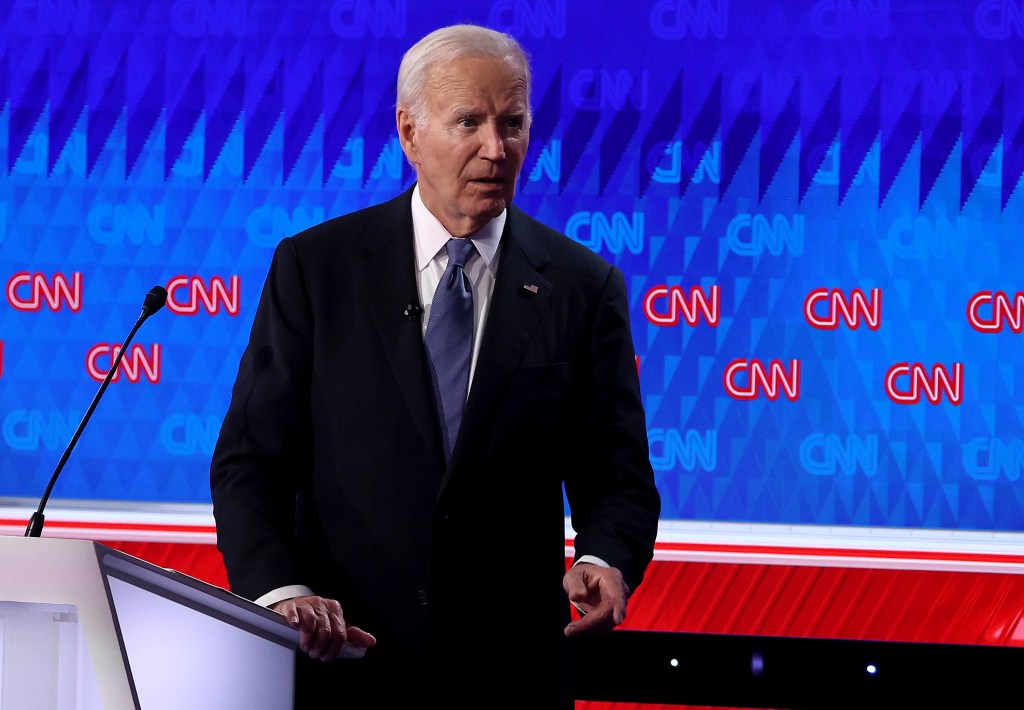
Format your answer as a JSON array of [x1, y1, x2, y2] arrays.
[[25, 286, 167, 537]]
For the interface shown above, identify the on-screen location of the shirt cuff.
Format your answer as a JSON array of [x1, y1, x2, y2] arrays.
[[574, 554, 610, 568], [254, 584, 316, 608]]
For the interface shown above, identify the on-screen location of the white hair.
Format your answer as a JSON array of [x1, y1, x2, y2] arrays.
[[396, 24, 532, 126]]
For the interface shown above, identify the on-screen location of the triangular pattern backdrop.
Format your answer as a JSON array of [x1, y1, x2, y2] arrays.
[[1, 0, 1023, 533]]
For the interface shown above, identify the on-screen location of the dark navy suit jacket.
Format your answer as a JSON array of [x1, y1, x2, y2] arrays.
[[211, 185, 660, 706]]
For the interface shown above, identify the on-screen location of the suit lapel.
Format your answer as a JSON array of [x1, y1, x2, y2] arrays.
[[359, 189, 443, 458], [448, 207, 553, 474]]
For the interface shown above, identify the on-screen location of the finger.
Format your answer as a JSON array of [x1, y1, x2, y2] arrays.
[[611, 599, 627, 626], [566, 595, 625, 637], [271, 598, 335, 658], [309, 601, 347, 660], [315, 600, 348, 661], [564, 567, 597, 610], [291, 601, 332, 658], [345, 626, 378, 649], [273, 599, 301, 626], [294, 604, 324, 656], [563, 569, 586, 598], [564, 610, 604, 637]]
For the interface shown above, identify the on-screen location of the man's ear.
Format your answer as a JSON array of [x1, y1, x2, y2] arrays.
[[396, 107, 418, 164]]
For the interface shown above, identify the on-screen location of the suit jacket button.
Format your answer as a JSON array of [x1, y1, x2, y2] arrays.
[[418, 588, 430, 606]]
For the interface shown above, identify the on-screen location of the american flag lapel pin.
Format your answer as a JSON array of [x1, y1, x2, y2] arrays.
[[522, 283, 540, 294]]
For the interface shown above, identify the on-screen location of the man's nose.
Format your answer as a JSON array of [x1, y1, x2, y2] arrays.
[[479, 124, 506, 160]]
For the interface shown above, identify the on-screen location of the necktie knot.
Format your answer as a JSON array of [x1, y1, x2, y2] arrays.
[[440, 238, 475, 295], [446, 238, 475, 269]]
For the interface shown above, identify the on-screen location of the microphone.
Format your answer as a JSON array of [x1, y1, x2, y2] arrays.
[[24, 285, 169, 538], [404, 303, 423, 320], [141, 285, 168, 318]]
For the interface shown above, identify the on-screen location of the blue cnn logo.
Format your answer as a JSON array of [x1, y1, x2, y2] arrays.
[[247, 206, 326, 247], [489, 0, 566, 38], [170, 0, 247, 37], [87, 204, 166, 245], [650, 0, 728, 39], [10, 0, 89, 35], [650, 141, 720, 184], [886, 214, 966, 260], [161, 414, 223, 456], [800, 433, 879, 477], [975, 0, 1024, 38], [566, 211, 644, 255], [649, 429, 717, 471], [329, 0, 406, 38], [3, 410, 78, 452], [811, 0, 890, 39], [964, 438, 1024, 481], [725, 213, 804, 257]]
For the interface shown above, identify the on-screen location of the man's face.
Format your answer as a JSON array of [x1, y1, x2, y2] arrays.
[[397, 55, 530, 237]]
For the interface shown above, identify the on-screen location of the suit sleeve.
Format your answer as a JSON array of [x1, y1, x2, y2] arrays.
[[564, 264, 661, 593], [209, 237, 316, 601]]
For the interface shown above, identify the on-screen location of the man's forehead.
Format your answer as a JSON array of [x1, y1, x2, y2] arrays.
[[426, 56, 527, 86], [435, 90, 529, 110], [428, 74, 528, 110]]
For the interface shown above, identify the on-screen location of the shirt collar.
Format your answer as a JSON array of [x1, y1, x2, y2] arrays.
[[412, 184, 503, 275]]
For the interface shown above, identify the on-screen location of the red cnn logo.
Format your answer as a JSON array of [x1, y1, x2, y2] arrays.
[[967, 291, 1024, 332], [884, 362, 963, 405], [643, 285, 719, 326], [7, 272, 83, 312], [804, 288, 881, 330], [86, 344, 162, 383], [724, 359, 801, 401], [165, 275, 240, 315]]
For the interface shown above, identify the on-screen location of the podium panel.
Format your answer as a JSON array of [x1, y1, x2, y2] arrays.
[[0, 600, 101, 710], [0, 536, 298, 710]]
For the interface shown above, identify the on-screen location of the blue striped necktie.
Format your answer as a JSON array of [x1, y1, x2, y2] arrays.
[[424, 238, 475, 460]]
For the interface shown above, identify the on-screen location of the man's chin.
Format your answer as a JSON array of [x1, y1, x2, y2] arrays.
[[470, 196, 511, 220]]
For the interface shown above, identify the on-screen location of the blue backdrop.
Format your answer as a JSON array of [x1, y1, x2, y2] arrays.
[[1, 0, 1023, 533]]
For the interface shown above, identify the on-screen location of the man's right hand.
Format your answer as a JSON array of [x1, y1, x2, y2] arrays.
[[271, 595, 377, 661]]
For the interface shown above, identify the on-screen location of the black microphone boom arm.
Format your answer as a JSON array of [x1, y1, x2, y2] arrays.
[[24, 285, 168, 538]]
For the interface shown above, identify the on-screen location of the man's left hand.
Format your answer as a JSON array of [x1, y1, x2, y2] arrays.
[[562, 562, 630, 637]]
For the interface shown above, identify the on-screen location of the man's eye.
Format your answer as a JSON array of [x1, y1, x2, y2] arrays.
[[458, 118, 477, 127]]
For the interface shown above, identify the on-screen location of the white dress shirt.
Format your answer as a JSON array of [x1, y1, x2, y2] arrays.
[[411, 183, 502, 393]]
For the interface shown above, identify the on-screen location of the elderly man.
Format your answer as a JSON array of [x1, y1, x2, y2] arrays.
[[211, 23, 660, 707]]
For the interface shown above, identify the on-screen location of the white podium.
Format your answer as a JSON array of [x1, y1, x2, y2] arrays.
[[0, 536, 298, 710]]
